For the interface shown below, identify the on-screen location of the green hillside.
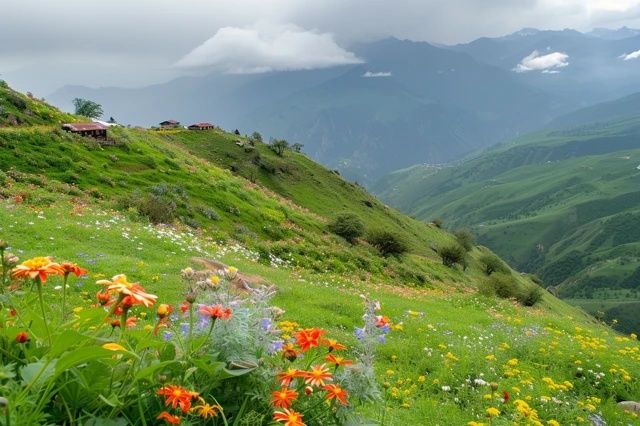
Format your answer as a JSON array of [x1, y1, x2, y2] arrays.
[[1, 84, 639, 425], [374, 115, 640, 334]]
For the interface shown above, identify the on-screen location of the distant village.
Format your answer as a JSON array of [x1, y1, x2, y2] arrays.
[[61, 118, 217, 140]]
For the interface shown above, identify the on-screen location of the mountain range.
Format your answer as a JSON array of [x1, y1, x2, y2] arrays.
[[48, 27, 640, 183]]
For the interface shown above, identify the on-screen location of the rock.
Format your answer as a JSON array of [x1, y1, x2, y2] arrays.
[[618, 401, 640, 414]]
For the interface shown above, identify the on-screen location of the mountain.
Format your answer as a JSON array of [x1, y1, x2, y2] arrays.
[[3, 83, 640, 425], [549, 92, 640, 129], [374, 96, 640, 333], [49, 37, 565, 183], [451, 28, 640, 106]]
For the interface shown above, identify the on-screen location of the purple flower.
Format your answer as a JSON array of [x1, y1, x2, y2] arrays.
[[261, 318, 272, 331], [355, 327, 365, 341], [162, 331, 173, 341], [180, 323, 189, 336], [378, 335, 386, 344], [269, 340, 284, 354]]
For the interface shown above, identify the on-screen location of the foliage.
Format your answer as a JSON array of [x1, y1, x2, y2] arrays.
[[328, 213, 365, 244], [438, 243, 467, 268], [366, 230, 408, 257], [479, 272, 519, 299], [73, 98, 103, 119], [269, 139, 289, 156], [454, 229, 475, 252], [479, 253, 509, 276]]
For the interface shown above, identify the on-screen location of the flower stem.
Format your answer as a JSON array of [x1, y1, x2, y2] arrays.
[[36, 278, 51, 346], [61, 274, 69, 321], [119, 310, 127, 342], [188, 304, 194, 344]]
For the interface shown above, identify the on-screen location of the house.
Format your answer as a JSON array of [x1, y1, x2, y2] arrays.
[[188, 122, 215, 131], [62, 122, 107, 139], [159, 120, 180, 129]]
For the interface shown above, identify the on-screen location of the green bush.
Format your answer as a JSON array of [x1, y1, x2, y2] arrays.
[[517, 284, 544, 306], [479, 253, 509, 275], [479, 273, 518, 299], [328, 213, 365, 244], [366, 229, 408, 257], [454, 229, 475, 251], [438, 243, 467, 268]]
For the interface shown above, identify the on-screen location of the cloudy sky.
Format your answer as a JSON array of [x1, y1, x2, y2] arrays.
[[2, 0, 640, 95]]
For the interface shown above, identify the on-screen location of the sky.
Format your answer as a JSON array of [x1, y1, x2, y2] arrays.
[[2, 0, 640, 95]]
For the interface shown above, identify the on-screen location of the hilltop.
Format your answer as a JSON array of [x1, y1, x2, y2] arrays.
[[374, 101, 640, 334], [1, 84, 639, 424]]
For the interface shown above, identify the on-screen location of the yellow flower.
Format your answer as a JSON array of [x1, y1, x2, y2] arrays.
[[547, 421, 560, 426], [209, 275, 221, 286], [102, 343, 126, 351], [386, 370, 395, 377], [418, 375, 426, 383], [486, 407, 500, 417], [73, 307, 83, 314], [445, 352, 459, 362], [226, 266, 238, 278], [507, 358, 519, 367], [485, 354, 496, 361], [144, 324, 153, 332]]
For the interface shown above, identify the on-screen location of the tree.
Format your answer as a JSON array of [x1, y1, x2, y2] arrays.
[[454, 229, 475, 252], [73, 98, 103, 118], [366, 230, 408, 257], [270, 139, 289, 156], [479, 253, 508, 276], [250, 131, 263, 144], [438, 244, 466, 268], [108, 116, 117, 124], [432, 218, 444, 228], [328, 213, 365, 244], [234, 129, 241, 135], [291, 143, 304, 153]]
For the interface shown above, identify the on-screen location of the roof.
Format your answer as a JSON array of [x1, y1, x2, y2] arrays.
[[189, 122, 214, 127], [160, 120, 180, 125], [92, 119, 118, 127], [63, 123, 107, 131]]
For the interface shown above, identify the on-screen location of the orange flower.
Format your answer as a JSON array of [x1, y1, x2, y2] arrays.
[[60, 262, 88, 277], [157, 385, 199, 413], [375, 315, 390, 328], [126, 316, 137, 328], [157, 411, 181, 424], [272, 388, 298, 409], [179, 301, 190, 314], [322, 338, 346, 352], [303, 364, 332, 387], [325, 354, 353, 367], [96, 291, 112, 306], [277, 368, 304, 387], [281, 343, 300, 361], [15, 331, 29, 343], [157, 304, 174, 319], [11, 257, 64, 284], [273, 408, 305, 426], [97, 274, 157, 307], [191, 402, 222, 419], [294, 328, 325, 352], [198, 304, 232, 321], [323, 384, 349, 405]]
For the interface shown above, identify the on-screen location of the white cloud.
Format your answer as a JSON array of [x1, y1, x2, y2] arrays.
[[362, 71, 392, 78], [514, 50, 570, 73], [175, 23, 363, 73], [620, 48, 640, 60]]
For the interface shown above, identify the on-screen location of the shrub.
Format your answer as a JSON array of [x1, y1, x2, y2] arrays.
[[269, 139, 289, 156], [328, 213, 365, 244], [454, 229, 475, 251], [432, 217, 444, 228], [479, 253, 509, 275], [6, 93, 27, 110], [438, 243, 467, 268], [367, 229, 408, 257], [480, 273, 518, 299], [122, 192, 177, 224], [517, 284, 544, 306]]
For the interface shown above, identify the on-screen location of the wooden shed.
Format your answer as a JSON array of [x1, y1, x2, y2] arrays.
[[62, 123, 107, 139], [188, 122, 215, 130], [159, 120, 180, 129]]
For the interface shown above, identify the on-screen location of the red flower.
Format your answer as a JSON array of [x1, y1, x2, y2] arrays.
[[294, 328, 325, 352], [375, 315, 390, 328], [198, 304, 232, 321], [157, 385, 199, 413], [502, 390, 510, 404], [179, 301, 190, 314], [277, 368, 304, 387], [272, 388, 298, 409], [96, 291, 112, 306], [9, 308, 17, 317], [157, 411, 181, 424], [323, 384, 349, 405], [322, 338, 346, 352], [15, 331, 29, 343]]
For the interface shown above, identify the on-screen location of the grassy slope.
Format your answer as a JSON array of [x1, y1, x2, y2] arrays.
[[2, 84, 639, 423], [374, 117, 640, 332]]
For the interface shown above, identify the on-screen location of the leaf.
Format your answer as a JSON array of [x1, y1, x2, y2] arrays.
[[159, 343, 176, 362], [98, 393, 123, 408], [55, 346, 113, 374], [21, 361, 56, 389], [134, 360, 177, 381]]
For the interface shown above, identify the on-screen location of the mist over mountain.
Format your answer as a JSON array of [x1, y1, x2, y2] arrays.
[[49, 27, 640, 182]]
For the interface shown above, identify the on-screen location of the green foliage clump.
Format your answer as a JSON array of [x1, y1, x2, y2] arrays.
[[454, 229, 475, 251], [328, 213, 365, 244], [366, 229, 408, 257], [518, 284, 544, 306], [72, 98, 103, 118], [438, 243, 467, 268], [269, 139, 289, 156], [479, 273, 519, 299], [479, 253, 509, 276]]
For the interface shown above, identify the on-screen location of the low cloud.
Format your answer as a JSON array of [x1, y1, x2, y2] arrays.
[[514, 50, 569, 73], [175, 23, 363, 73], [362, 71, 392, 78], [620, 49, 640, 60]]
